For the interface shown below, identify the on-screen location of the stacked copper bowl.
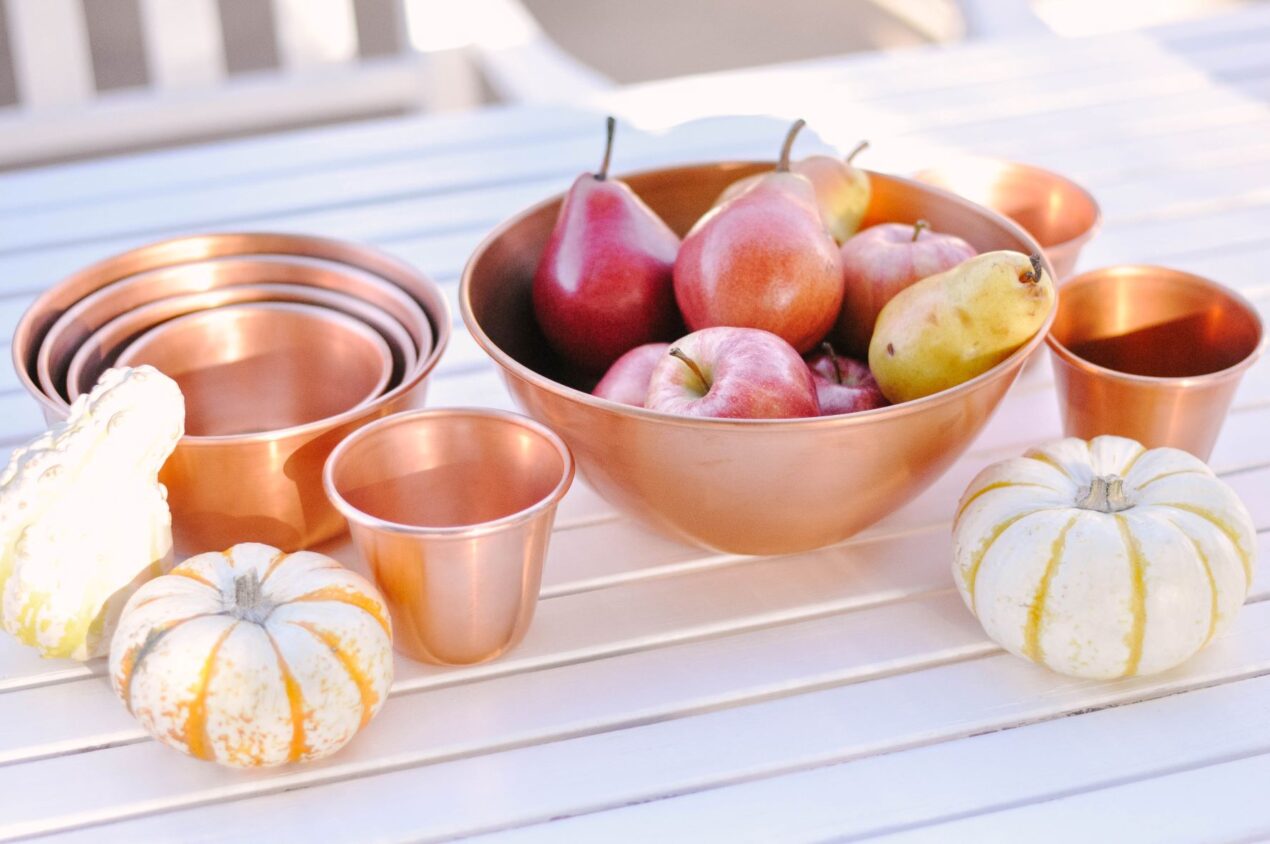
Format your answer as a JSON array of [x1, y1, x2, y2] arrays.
[[13, 233, 450, 555]]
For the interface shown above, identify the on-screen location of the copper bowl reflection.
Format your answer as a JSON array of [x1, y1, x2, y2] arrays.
[[915, 159, 1100, 279], [15, 234, 451, 555], [462, 164, 1055, 555], [38, 254, 430, 409], [115, 302, 392, 437], [63, 282, 414, 402]]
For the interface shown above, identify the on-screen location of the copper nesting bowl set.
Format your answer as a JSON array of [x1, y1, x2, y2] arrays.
[[14, 234, 450, 556]]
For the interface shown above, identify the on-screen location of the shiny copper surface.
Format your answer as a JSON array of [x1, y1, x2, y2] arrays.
[[62, 282, 414, 402], [915, 159, 1100, 279], [39, 254, 429, 406], [462, 164, 1054, 555], [14, 233, 447, 425], [324, 408, 574, 665], [15, 234, 450, 555], [1047, 265, 1264, 460], [116, 302, 392, 437]]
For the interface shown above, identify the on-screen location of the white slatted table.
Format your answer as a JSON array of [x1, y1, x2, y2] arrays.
[[1, 8, 1269, 842]]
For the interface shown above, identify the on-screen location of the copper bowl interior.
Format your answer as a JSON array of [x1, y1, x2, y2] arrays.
[[462, 163, 1055, 554], [1049, 266, 1264, 379], [63, 282, 414, 404], [116, 302, 393, 438], [328, 410, 571, 531], [39, 254, 430, 406]]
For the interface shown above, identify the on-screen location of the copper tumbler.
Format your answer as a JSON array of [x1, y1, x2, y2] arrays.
[[1047, 266, 1264, 459], [323, 408, 575, 665]]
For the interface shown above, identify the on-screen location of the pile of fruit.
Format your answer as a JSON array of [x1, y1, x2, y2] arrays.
[[532, 118, 1055, 419]]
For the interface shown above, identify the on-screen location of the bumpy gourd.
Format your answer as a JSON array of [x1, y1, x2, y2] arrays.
[[110, 543, 394, 767], [0, 366, 184, 660], [954, 435, 1255, 679]]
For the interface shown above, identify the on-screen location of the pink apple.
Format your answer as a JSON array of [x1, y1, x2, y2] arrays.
[[835, 220, 976, 357], [805, 344, 887, 415], [645, 327, 819, 419], [592, 343, 670, 406]]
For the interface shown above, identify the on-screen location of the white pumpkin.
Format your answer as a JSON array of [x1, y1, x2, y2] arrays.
[[954, 435, 1255, 679], [109, 543, 393, 767]]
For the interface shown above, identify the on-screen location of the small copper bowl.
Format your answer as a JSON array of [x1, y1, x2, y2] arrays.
[[115, 302, 392, 436], [324, 408, 574, 665], [915, 159, 1100, 279], [1047, 265, 1265, 460], [462, 164, 1054, 555], [14, 234, 450, 555], [38, 254, 430, 408], [63, 282, 415, 402], [14, 233, 448, 427]]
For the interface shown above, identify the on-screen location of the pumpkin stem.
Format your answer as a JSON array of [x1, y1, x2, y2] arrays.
[[1077, 474, 1132, 513], [232, 570, 269, 622]]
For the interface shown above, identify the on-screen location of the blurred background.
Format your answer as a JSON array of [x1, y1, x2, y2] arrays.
[[0, 0, 1259, 169]]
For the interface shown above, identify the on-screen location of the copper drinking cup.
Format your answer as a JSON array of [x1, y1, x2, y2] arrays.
[[63, 282, 415, 402], [115, 302, 392, 437], [39, 254, 430, 407], [14, 234, 451, 555], [915, 159, 1100, 279], [1047, 265, 1264, 460], [324, 408, 575, 666], [463, 164, 1054, 555]]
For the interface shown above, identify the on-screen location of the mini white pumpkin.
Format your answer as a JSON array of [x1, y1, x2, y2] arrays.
[[110, 543, 393, 767], [954, 435, 1255, 679]]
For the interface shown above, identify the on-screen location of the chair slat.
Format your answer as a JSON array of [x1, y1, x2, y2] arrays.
[[272, 0, 358, 70], [4, 0, 94, 107], [140, 0, 225, 89]]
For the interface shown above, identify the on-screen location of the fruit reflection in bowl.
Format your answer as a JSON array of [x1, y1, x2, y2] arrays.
[[462, 163, 1055, 555]]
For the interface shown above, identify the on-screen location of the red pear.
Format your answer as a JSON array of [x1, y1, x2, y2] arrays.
[[532, 117, 681, 374], [674, 119, 844, 354]]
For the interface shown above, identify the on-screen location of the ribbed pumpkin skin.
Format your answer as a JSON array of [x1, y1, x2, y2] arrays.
[[109, 543, 393, 768], [953, 436, 1255, 680]]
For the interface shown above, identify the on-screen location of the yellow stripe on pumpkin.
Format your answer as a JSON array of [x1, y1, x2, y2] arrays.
[[183, 622, 237, 761], [290, 621, 380, 728], [1023, 515, 1079, 664], [1159, 503, 1252, 587], [269, 638, 310, 763], [965, 509, 1051, 611], [1115, 516, 1147, 678], [288, 586, 391, 640], [954, 482, 1054, 527]]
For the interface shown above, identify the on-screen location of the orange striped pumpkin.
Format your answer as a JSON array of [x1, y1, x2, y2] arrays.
[[108, 543, 393, 767]]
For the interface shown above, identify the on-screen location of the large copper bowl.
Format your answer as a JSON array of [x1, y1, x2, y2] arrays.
[[461, 164, 1055, 555]]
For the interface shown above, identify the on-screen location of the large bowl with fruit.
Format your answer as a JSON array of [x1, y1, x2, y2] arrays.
[[462, 122, 1056, 554]]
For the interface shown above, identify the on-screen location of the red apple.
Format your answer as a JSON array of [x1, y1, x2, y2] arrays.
[[645, 327, 819, 419], [805, 343, 887, 415], [592, 342, 670, 406], [835, 220, 976, 357]]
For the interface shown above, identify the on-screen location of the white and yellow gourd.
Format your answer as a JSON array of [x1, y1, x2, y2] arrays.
[[0, 366, 184, 660], [954, 435, 1255, 679], [109, 543, 393, 767]]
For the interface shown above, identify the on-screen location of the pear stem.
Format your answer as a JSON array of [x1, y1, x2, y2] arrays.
[[1021, 253, 1044, 284], [777, 118, 806, 172], [597, 116, 616, 181], [820, 341, 843, 385], [1077, 475, 1133, 513], [912, 219, 930, 242], [668, 347, 709, 389], [846, 139, 869, 165]]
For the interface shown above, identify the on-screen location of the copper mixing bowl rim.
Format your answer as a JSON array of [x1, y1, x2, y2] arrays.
[[1045, 264, 1267, 386], [14, 231, 452, 443], [323, 406, 576, 539], [460, 161, 1058, 430]]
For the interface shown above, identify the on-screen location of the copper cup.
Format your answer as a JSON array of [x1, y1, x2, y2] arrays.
[[915, 159, 1100, 279], [62, 282, 415, 402], [324, 408, 575, 666], [1047, 266, 1265, 460], [115, 302, 392, 436]]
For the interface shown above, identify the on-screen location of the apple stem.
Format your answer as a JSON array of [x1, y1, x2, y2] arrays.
[[668, 347, 709, 389], [820, 341, 844, 385], [1021, 253, 1044, 284], [597, 116, 616, 181], [777, 119, 806, 172], [846, 139, 869, 165], [912, 219, 930, 242]]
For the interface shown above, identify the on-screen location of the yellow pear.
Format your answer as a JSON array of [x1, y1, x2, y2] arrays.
[[868, 251, 1054, 403]]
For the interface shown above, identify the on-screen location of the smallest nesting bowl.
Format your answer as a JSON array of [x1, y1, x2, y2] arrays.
[[915, 158, 1100, 279], [325, 408, 574, 666], [116, 302, 393, 438]]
